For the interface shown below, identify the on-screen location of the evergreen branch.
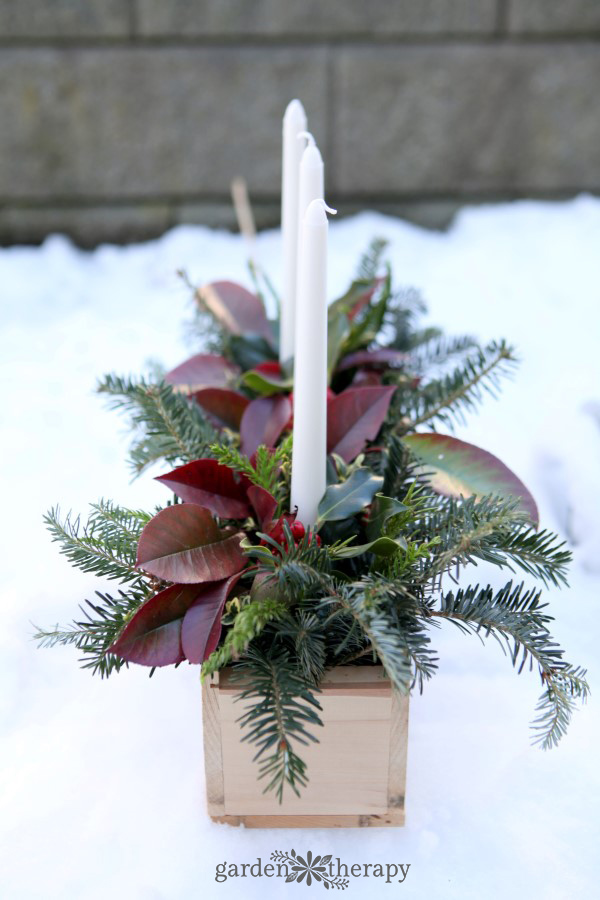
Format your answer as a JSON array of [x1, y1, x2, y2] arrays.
[[395, 340, 518, 433], [33, 587, 147, 678], [97, 374, 217, 475], [202, 596, 287, 678], [356, 237, 388, 280], [429, 580, 589, 748], [416, 495, 571, 588], [210, 439, 292, 502], [233, 646, 323, 801], [44, 503, 150, 584]]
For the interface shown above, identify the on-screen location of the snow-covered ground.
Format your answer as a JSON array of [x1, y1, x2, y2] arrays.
[[1, 196, 599, 899]]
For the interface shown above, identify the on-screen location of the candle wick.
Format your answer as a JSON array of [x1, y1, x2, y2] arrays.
[[315, 200, 337, 216], [297, 131, 315, 145]]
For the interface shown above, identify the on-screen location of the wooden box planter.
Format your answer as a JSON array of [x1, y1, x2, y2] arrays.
[[202, 665, 409, 828]]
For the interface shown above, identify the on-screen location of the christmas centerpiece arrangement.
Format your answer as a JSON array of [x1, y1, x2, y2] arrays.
[[37, 100, 587, 826]]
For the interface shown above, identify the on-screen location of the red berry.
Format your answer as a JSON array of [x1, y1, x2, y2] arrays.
[[290, 521, 305, 540]]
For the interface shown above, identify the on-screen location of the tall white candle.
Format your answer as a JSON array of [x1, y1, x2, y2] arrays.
[[290, 199, 335, 527], [296, 134, 324, 257], [280, 99, 307, 365]]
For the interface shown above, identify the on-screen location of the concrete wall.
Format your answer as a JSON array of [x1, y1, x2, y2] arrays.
[[1, 1, 599, 245]]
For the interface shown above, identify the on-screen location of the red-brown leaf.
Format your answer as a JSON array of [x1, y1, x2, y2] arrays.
[[240, 395, 292, 457], [181, 574, 243, 663], [165, 353, 240, 391], [327, 386, 397, 462], [136, 504, 247, 583], [155, 459, 252, 519], [197, 280, 273, 342], [108, 583, 206, 667], [336, 348, 408, 372], [192, 388, 249, 430]]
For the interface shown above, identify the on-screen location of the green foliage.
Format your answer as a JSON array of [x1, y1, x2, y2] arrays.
[[44, 501, 151, 585], [34, 586, 147, 678], [392, 340, 518, 433], [233, 646, 323, 801], [97, 374, 218, 475], [210, 438, 292, 504], [202, 594, 287, 678]]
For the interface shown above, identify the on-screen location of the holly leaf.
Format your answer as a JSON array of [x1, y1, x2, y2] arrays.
[[331, 535, 406, 558], [191, 388, 249, 430], [404, 433, 539, 524], [317, 467, 383, 524], [241, 369, 293, 397], [155, 459, 252, 519], [136, 504, 247, 583], [366, 493, 408, 541], [197, 280, 273, 342], [165, 353, 239, 391], [327, 386, 396, 462], [181, 574, 243, 663], [240, 395, 292, 457]]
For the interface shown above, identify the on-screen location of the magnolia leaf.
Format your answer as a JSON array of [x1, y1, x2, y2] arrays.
[[327, 386, 397, 462], [136, 504, 247, 583], [181, 574, 243, 663], [155, 459, 252, 519], [366, 493, 408, 541], [331, 535, 406, 558], [317, 467, 383, 524], [192, 388, 249, 429], [108, 583, 207, 667], [247, 484, 278, 529], [165, 353, 240, 391], [241, 369, 293, 397], [240, 395, 292, 457], [336, 348, 408, 373], [404, 433, 539, 524], [197, 280, 273, 342]]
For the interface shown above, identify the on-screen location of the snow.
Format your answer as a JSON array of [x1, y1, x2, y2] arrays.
[[1, 195, 599, 899]]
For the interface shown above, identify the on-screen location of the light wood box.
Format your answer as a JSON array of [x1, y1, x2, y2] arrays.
[[202, 665, 409, 828]]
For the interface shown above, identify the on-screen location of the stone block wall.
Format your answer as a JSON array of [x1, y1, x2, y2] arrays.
[[1, 1, 599, 245]]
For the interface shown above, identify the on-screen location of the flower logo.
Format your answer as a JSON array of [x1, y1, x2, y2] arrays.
[[270, 850, 349, 889]]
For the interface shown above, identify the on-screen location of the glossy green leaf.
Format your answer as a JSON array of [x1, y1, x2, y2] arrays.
[[317, 467, 383, 524], [331, 535, 407, 558], [403, 433, 539, 524], [241, 369, 293, 396], [366, 493, 408, 541], [327, 310, 351, 380]]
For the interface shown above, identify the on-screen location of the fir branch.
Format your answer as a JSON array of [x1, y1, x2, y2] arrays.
[[395, 340, 518, 433], [416, 495, 571, 588], [210, 439, 292, 501], [429, 580, 589, 748], [44, 503, 150, 584], [34, 587, 147, 678], [233, 646, 323, 801], [202, 595, 287, 678], [276, 611, 328, 686], [356, 237, 388, 280], [97, 374, 218, 475]]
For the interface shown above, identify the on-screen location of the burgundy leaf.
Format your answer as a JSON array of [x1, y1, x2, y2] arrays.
[[136, 504, 247, 583], [181, 573, 244, 663], [336, 348, 408, 372], [254, 361, 283, 377], [247, 484, 278, 530], [352, 369, 382, 387], [155, 459, 252, 519], [327, 385, 397, 462], [191, 388, 249, 430], [197, 280, 273, 342], [347, 276, 385, 320], [165, 353, 240, 392], [108, 583, 207, 667], [240, 395, 292, 457]]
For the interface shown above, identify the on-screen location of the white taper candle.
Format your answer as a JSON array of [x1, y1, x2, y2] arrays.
[[290, 199, 336, 527], [280, 99, 307, 365]]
